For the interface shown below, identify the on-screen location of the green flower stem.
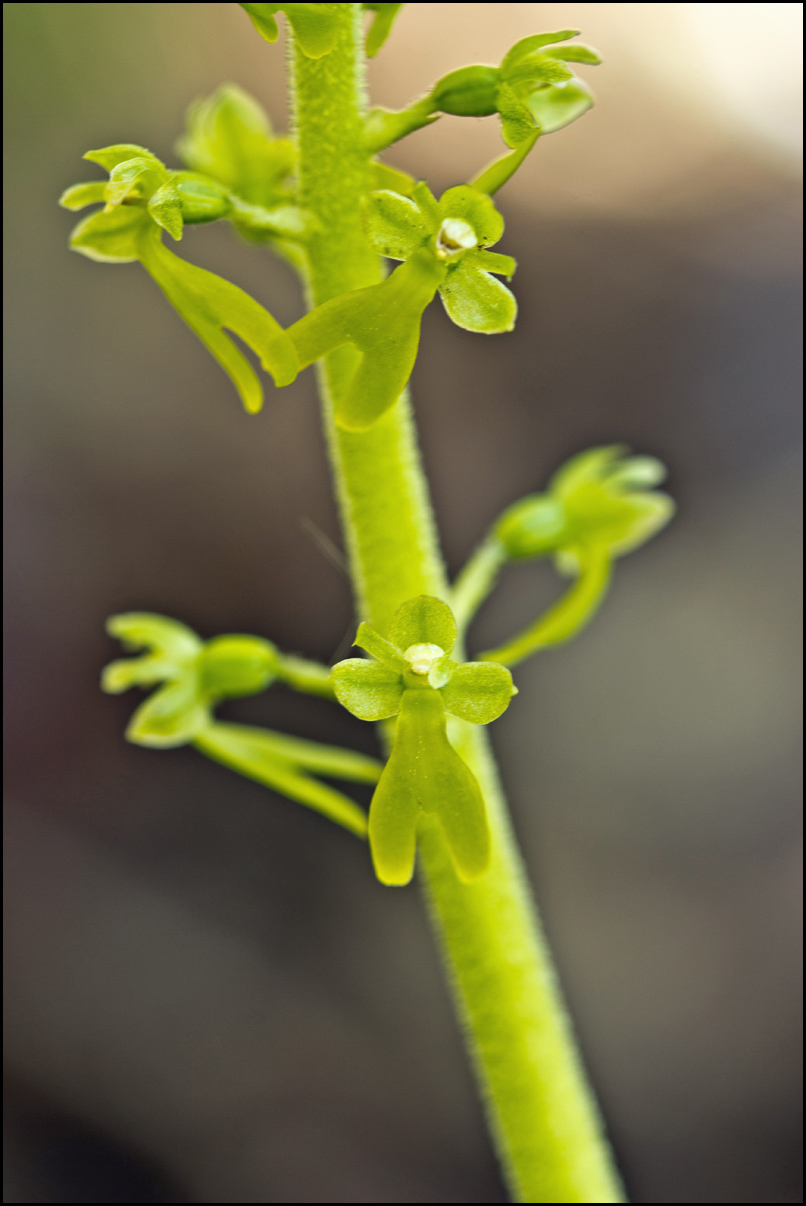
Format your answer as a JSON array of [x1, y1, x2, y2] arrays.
[[291, 7, 623, 1200], [277, 653, 337, 697], [481, 548, 613, 667], [470, 127, 540, 196], [452, 534, 508, 635]]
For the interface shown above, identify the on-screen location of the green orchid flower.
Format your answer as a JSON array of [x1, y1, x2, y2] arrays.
[[474, 447, 675, 664], [102, 613, 378, 837], [60, 145, 302, 413], [287, 183, 515, 430], [364, 30, 600, 194], [436, 31, 600, 146], [102, 612, 283, 746], [176, 84, 298, 212], [331, 596, 516, 886]]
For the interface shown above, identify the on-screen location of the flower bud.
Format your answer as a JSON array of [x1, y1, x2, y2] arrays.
[[496, 495, 568, 558], [431, 65, 501, 117], [198, 635, 279, 698], [173, 174, 232, 223]]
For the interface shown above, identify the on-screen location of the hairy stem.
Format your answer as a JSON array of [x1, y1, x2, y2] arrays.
[[291, 6, 624, 1200]]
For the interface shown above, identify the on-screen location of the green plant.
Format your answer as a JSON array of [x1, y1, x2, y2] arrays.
[[61, 6, 675, 1200]]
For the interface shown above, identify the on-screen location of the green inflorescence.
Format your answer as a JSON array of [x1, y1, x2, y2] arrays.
[[63, 6, 675, 1201]]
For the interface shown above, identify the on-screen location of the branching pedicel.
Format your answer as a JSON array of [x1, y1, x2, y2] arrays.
[[62, 6, 674, 1200]]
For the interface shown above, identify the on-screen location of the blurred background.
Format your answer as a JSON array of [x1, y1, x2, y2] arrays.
[[3, 3, 802, 1201]]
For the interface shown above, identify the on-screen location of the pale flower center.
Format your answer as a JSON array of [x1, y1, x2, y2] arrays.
[[435, 218, 476, 259], [404, 643, 445, 675]]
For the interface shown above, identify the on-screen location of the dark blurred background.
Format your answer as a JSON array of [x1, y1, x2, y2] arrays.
[[4, 3, 802, 1202]]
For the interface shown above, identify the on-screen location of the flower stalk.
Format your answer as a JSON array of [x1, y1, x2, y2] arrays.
[[291, 7, 623, 1200], [64, 4, 679, 1199]]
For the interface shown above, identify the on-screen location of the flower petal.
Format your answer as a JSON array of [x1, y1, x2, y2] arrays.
[[437, 185, 504, 247], [361, 189, 432, 260], [354, 622, 409, 673], [106, 613, 203, 660], [69, 205, 150, 263], [527, 79, 594, 134], [440, 661, 515, 724], [439, 257, 517, 334], [330, 658, 404, 721], [126, 676, 209, 748], [388, 595, 457, 654], [58, 181, 107, 211]]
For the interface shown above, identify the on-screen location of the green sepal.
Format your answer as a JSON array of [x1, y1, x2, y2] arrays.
[[549, 445, 622, 497], [103, 614, 194, 681], [84, 144, 161, 171], [605, 455, 667, 489], [439, 250, 517, 333], [176, 85, 296, 207], [240, 4, 340, 58], [548, 43, 601, 65], [104, 156, 168, 208], [105, 613, 202, 661], [363, 3, 404, 58], [147, 181, 184, 241], [388, 595, 457, 654], [69, 205, 151, 263], [501, 31, 581, 70], [496, 82, 538, 149], [411, 180, 440, 224], [527, 78, 594, 134], [603, 493, 675, 558], [361, 189, 432, 259], [126, 674, 210, 748], [197, 635, 280, 697], [193, 722, 375, 838], [439, 661, 515, 724], [438, 185, 504, 247], [330, 658, 405, 721], [473, 249, 517, 279], [368, 689, 490, 886], [102, 654, 184, 692], [136, 224, 298, 412], [354, 622, 409, 673], [431, 65, 501, 117], [505, 55, 574, 92], [58, 181, 107, 211]]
